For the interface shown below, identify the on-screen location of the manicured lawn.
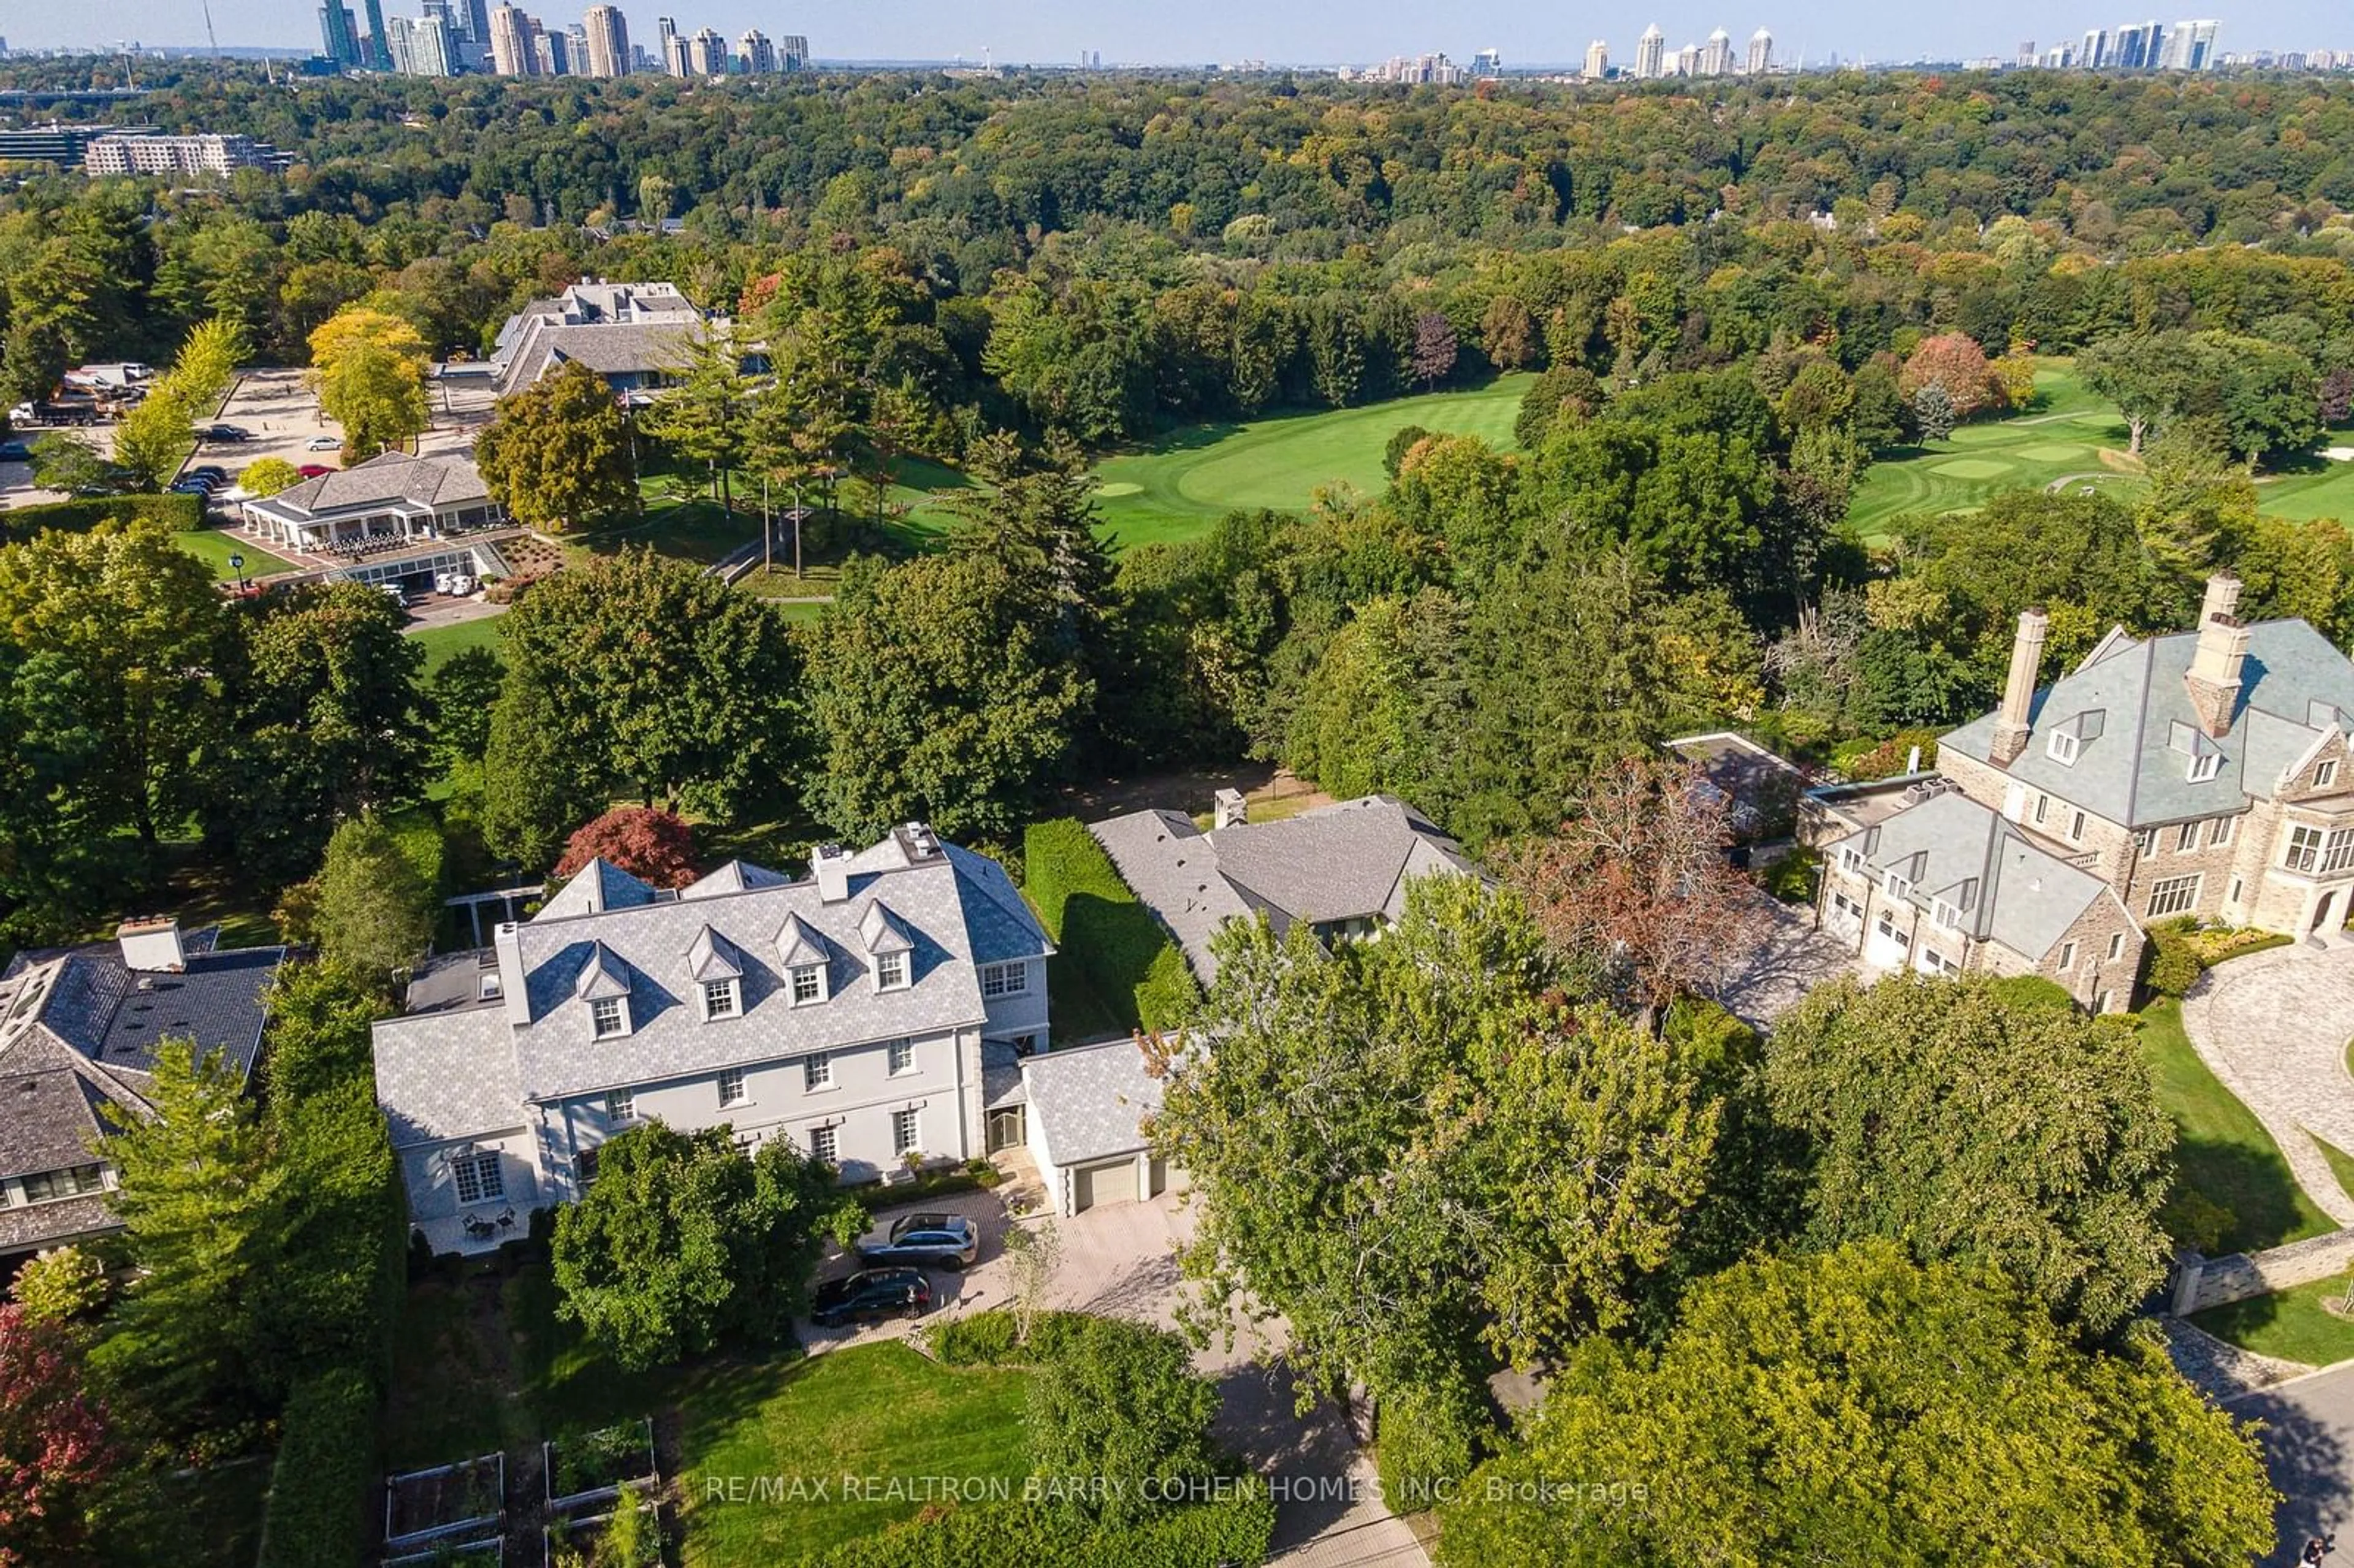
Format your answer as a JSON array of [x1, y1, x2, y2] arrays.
[[1089, 374, 1534, 549], [173, 525, 294, 582], [1848, 365, 2354, 544], [1845, 364, 2143, 543], [679, 1341, 1033, 1564], [2140, 999, 2338, 1255], [407, 612, 508, 672], [2193, 1273, 2354, 1367]]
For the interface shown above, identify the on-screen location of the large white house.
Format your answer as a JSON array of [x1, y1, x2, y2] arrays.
[[371, 824, 1052, 1253]]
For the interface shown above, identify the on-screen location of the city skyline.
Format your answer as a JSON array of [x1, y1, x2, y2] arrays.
[[24, 1, 2354, 67]]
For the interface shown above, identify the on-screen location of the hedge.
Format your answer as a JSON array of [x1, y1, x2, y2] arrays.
[[925, 1307, 1090, 1367], [254, 1367, 377, 1568], [0, 492, 203, 541], [1022, 820, 1201, 1034], [799, 1479, 1276, 1568]]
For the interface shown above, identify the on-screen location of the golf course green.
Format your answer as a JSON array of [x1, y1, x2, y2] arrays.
[[1089, 373, 1534, 547], [1844, 360, 2354, 543]]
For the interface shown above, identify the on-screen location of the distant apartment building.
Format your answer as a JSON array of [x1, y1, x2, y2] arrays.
[[687, 27, 727, 74], [2159, 19, 2220, 68], [318, 1, 364, 66], [1584, 39, 1609, 78], [488, 3, 539, 75], [1699, 28, 1734, 75], [582, 3, 630, 75], [779, 34, 810, 70], [83, 132, 286, 177], [1746, 28, 1773, 74], [738, 29, 775, 72], [387, 12, 460, 74], [0, 123, 127, 165], [1634, 23, 1666, 78]]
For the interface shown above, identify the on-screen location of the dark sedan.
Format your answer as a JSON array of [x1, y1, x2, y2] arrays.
[[853, 1212, 980, 1269], [810, 1268, 931, 1328]]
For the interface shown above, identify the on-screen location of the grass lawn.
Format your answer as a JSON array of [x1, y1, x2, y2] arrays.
[[407, 612, 509, 672], [1089, 373, 1535, 549], [173, 525, 294, 583], [1847, 363, 2354, 544], [679, 1342, 1032, 1564], [1845, 364, 2144, 543], [2193, 1273, 2354, 1367], [2140, 999, 2339, 1255], [92, 1456, 272, 1568]]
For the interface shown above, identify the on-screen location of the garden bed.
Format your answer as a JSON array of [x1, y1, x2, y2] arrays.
[[385, 1452, 505, 1548], [544, 1418, 658, 1513], [387, 1539, 502, 1567], [543, 1496, 661, 1568]]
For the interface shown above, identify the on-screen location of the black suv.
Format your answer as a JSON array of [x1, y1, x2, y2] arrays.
[[810, 1268, 932, 1327], [854, 1212, 980, 1269]]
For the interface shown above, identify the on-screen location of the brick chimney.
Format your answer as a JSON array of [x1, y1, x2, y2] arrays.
[[2184, 572, 2249, 739], [1989, 607, 2049, 767]]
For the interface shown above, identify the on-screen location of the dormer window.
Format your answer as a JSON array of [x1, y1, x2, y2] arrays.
[[876, 950, 908, 990], [2189, 752, 2222, 783], [2319, 760, 2342, 791], [1930, 899, 1961, 930], [791, 964, 826, 1005], [590, 996, 629, 1038], [2046, 730, 2079, 766], [701, 978, 739, 1020], [1837, 847, 1865, 875], [1883, 872, 1911, 902]]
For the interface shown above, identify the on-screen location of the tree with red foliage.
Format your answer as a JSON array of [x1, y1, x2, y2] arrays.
[[1898, 332, 2005, 421], [554, 806, 698, 889], [1503, 756, 1772, 1030], [0, 1304, 115, 1566]]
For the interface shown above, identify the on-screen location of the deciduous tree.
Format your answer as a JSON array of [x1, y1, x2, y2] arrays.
[[550, 1124, 864, 1371], [1766, 973, 2175, 1332], [313, 815, 436, 990], [307, 306, 429, 460], [0, 1304, 116, 1567], [1024, 1317, 1219, 1528], [554, 807, 697, 888], [475, 362, 638, 532]]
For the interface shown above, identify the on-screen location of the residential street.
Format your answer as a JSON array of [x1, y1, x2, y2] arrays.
[[2183, 937, 2354, 1227], [2234, 1361, 2354, 1564]]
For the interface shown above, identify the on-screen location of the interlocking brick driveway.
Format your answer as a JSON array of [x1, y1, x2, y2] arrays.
[[800, 1186, 1430, 1566], [2182, 937, 2354, 1227]]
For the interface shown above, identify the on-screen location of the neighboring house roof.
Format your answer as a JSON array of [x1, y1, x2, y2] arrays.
[[0, 928, 284, 1248], [1090, 794, 1479, 983], [1021, 1037, 1165, 1165], [259, 451, 493, 519], [372, 831, 1053, 1138], [1943, 618, 2354, 828], [1825, 787, 2116, 962]]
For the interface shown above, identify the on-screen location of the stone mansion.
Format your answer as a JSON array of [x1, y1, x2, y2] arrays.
[[1813, 573, 2354, 1009]]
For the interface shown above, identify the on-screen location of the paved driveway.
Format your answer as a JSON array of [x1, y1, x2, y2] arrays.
[[1715, 895, 1858, 1027], [800, 1185, 1430, 1566], [2182, 938, 2354, 1227]]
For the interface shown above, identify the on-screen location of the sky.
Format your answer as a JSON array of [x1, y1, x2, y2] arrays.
[[23, 0, 2354, 66]]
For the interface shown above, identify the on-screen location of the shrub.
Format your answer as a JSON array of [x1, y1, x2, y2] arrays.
[[254, 1368, 375, 1568], [1758, 847, 1819, 905], [10, 1245, 110, 1324], [1384, 424, 1433, 478], [2144, 920, 2204, 999], [2159, 1186, 2237, 1255], [1375, 1377, 1485, 1517], [0, 492, 203, 542], [926, 1307, 1086, 1366], [1023, 819, 1202, 1033]]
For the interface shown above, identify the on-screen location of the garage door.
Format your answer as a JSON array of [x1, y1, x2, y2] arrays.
[[1073, 1159, 1137, 1212]]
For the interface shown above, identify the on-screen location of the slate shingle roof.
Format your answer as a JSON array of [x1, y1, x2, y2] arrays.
[[1825, 788, 2112, 962], [372, 837, 1053, 1147], [1943, 618, 2354, 828], [1089, 795, 1479, 983], [1022, 1037, 1164, 1165]]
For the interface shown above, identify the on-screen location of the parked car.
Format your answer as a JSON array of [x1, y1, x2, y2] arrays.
[[170, 477, 217, 495], [297, 463, 335, 478], [307, 435, 342, 451], [853, 1212, 980, 1269], [809, 1268, 932, 1328], [0, 440, 31, 462], [200, 424, 250, 443], [435, 571, 478, 596], [186, 465, 229, 483]]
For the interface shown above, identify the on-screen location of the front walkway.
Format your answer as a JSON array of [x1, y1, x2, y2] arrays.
[[2182, 935, 2354, 1227]]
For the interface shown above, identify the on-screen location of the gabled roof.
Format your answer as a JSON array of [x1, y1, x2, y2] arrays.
[[1022, 1037, 1166, 1165], [1943, 617, 2354, 828], [686, 925, 743, 982], [1089, 795, 1478, 984], [573, 942, 632, 1001], [682, 860, 790, 899], [373, 836, 1054, 1116], [539, 858, 658, 920], [1827, 789, 2112, 962], [260, 451, 491, 518], [859, 902, 915, 955]]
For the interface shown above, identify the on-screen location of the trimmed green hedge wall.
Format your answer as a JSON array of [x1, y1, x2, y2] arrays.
[[1022, 819, 1201, 1035], [0, 492, 204, 541], [798, 1483, 1277, 1568], [254, 1368, 376, 1568]]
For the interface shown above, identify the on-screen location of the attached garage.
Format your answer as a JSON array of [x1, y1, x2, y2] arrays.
[[1019, 1037, 1184, 1218], [1073, 1158, 1140, 1212]]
